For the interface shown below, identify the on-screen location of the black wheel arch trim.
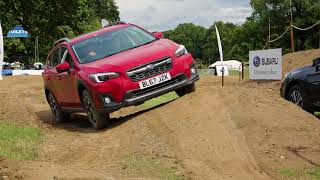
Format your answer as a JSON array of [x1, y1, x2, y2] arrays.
[[77, 79, 91, 102], [284, 79, 305, 99]]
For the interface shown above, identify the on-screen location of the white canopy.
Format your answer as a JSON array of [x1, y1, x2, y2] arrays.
[[34, 62, 45, 70], [209, 60, 242, 70]]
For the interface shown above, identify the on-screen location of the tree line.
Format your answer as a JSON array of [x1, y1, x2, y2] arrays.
[[0, 0, 119, 63], [164, 0, 320, 66], [0, 0, 319, 65]]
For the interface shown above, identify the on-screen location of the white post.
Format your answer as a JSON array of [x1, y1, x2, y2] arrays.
[[0, 21, 4, 80]]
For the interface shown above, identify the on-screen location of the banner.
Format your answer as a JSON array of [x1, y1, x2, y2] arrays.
[[215, 25, 223, 62], [249, 48, 282, 80], [7, 26, 29, 38], [12, 70, 44, 76], [0, 22, 3, 80]]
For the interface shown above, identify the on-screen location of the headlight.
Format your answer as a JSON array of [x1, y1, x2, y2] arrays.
[[175, 45, 188, 57], [284, 72, 292, 79], [89, 72, 120, 83]]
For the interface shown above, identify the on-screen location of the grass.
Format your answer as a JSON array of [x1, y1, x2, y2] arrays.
[[140, 92, 179, 110], [0, 122, 42, 160], [315, 112, 320, 118], [279, 168, 320, 180], [198, 69, 249, 78], [122, 154, 184, 180]]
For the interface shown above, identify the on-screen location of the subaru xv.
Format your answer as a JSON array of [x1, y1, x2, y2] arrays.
[[43, 22, 199, 129]]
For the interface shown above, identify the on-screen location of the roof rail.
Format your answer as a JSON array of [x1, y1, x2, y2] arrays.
[[104, 21, 127, 28], [54, 38, 71, 46]]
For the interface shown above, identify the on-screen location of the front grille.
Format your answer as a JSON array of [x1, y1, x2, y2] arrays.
[[127, 57, 172, 81]]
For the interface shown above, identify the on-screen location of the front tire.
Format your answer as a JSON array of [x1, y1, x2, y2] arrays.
[[176, 83, 196, 97], [82, 90, 110, 130], [47, 92, 71, 123], [286, 85, 314, 113]]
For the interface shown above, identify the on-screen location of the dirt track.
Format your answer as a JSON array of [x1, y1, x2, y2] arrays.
[[0, 73, 319, 179]]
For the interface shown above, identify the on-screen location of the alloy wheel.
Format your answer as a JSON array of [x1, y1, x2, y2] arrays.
[[48, 93, 60, 122], [290, 90, 303, 107], [83, 95, 97, 125]]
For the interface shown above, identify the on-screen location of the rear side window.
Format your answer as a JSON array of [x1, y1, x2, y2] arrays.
[[46, 53, 53, 67], [61, 47, 75, 68]]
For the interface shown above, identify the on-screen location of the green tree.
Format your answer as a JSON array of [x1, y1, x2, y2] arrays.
[[250, 0, 320, 51], [0, 0, 120, 63], [164, 23, 207, 59]]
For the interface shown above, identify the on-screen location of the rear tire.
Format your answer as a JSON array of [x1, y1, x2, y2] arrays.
[[82, 90, 110, 130], [286, 85, 314, 114], [176, 83, 196, 97], [47, 92, 71, 123]]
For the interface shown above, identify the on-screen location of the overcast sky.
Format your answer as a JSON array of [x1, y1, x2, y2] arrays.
[[115, 0, 252, 31]]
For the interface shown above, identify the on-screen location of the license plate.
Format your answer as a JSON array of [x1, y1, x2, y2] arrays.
[[139, 73, 171, 89]]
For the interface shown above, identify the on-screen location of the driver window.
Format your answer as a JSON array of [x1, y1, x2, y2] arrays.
[[61, 47, 75, 68], [314, 58, 320, 71]]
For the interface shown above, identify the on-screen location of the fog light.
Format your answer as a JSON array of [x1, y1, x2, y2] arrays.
[[191, 67, 197, 75], [104, 97, 111, 104]]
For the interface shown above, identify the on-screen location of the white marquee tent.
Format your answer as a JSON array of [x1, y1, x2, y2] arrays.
[[209, 60, 242, 70]]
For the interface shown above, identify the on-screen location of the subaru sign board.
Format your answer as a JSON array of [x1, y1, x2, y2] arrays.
[[249, 48, 282, 80], [7, 26, 29, 38]]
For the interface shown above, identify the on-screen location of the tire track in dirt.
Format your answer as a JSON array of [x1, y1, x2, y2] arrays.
[[139, 78, 270, 179], [0, 76, 179, 179], [1, 75, 320, 179], [221, 79, 320, 179]]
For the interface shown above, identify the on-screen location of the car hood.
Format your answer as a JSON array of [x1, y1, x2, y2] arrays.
[[81, 39, 178, 73], [290, 65, 313, 74]]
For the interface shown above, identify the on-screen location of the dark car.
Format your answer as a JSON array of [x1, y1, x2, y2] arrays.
[[280, 58, 320, 113]]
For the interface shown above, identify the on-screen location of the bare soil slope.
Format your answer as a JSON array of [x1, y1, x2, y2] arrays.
[[0, 73, 319, 179], [283, 48, 320, 74]]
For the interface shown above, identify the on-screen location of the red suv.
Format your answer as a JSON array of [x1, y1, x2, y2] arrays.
[[43, 22, 199, 129]]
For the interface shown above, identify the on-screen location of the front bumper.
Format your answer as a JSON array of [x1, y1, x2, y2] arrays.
[[96, 73, 199, 114]]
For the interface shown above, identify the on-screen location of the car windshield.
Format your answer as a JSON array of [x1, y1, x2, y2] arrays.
[[72, 26, 157, 64]]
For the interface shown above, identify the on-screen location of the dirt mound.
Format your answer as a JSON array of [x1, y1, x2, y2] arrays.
[[0, 75, 320, 179], [283, 49, 320, 74]]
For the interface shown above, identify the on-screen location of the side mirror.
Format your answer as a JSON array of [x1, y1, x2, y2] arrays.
[[313, 58, 320, 71], [313, 58, 320, 66], [56, 62, 70, 73], [152, 32, 164, 39]]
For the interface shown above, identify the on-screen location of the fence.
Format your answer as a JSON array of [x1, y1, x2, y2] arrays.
[[197, 69, 215, 76]]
